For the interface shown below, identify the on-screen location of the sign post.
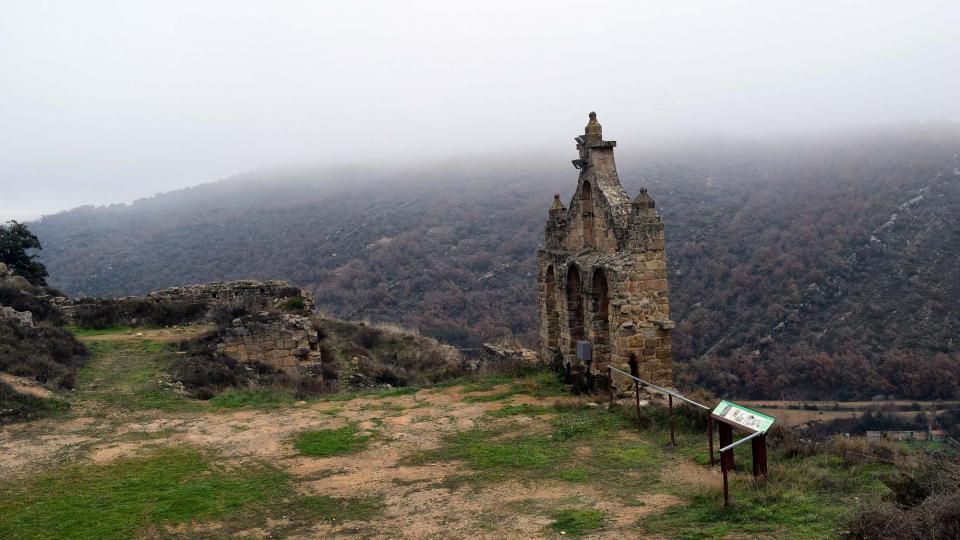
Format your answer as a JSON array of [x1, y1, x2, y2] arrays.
[[710, 401, 775, 506]]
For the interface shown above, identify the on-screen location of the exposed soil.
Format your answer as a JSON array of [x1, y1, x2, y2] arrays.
[[0, 330, 701, 539], [0, 373, 53, 398]]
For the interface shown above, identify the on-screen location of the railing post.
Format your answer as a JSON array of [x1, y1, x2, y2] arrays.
[[751, 434, 768, 478], [668, 394, 676, 447], [634, 380, 641, 426], [721, 451, 730, 507], [607, 367, 614, 407], [708, 416, 715, 466], [718, 422, 734, 470]]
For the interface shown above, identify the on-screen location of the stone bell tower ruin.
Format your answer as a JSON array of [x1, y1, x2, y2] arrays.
[[537, 112, 674, 388]]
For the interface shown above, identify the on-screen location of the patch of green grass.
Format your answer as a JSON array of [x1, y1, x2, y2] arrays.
[[208, 388, 298, 409], [361, 401, 407, 413], [462, 391, 518, 403], [75, 340, 203, 412], [458, 373, 566, 404], [508, 371, 568, 398], [408, 421, 568, 475], [487, 403, 553, 417], [0, 382, 71, 423], [318, 385, 422, 402], [550, 409, 634, 440], [548, 508, 605, 536], [280, 296, 306, 310], [552, 468, 590, 482], [460, 375, 516, 392], [640, 451, 891, 539], [298, 495, 384, 523], [410, 407, 663, 495], [294, 424, 371, 457], [68, 325, 135, 337], [370, 387, 419, 398], [595, 443, 658, 470], [0, 446, 288, 540]]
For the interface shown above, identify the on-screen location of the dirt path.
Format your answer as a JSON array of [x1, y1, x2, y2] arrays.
[[0, 331, 712, 538]]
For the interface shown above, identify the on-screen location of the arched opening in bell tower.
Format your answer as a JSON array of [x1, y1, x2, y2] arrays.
[[566, 264, 584, 355], [545, 266, 559, 349], [590, 268, 610, 368]]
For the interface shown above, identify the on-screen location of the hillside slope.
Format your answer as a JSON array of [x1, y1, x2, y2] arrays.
[[30, 124, 960, 398]]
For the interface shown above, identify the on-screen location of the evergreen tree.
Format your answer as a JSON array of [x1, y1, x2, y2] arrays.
[[0, 221, 48, 286]]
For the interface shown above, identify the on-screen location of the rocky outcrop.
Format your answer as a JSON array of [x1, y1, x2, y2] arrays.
[[0, 305, 33, 328], [0, 262, 33, 292], [0, 263, 37, 328]]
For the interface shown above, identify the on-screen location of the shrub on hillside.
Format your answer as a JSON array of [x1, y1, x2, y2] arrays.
[[147, 300, 207, 326], [845, 458, 960, 539], [279, 296, 307, 311], [73, 299, 210, 329], [349, 332, 468, 387], [207, 296, 267, 326], [72, 302, 124, 329], [0, 320, 88, 389], [171, 333, 288, 399], [0, 381, 67, 424]]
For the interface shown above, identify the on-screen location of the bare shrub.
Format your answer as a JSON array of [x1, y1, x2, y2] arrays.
[[552, 396, 590, 411], [72, 302, 124, 329], [356, 325, 381, 349], [0, 319, 87, 389], [0, 285, 65, 325], [844, 458, 960, 539], [207, 295, 267, 325], [832, 436, 902, 465]]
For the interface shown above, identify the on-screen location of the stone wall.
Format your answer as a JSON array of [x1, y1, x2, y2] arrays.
[[215, 313, 322, 377], [56, 279, 314, 326], [537, 113, 674, 389], [475, 343, 539, 373]]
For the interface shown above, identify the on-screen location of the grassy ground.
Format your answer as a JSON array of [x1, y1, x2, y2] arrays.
[[0, 326, 903, 538]]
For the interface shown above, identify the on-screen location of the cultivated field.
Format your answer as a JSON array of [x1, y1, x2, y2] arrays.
[[0, 328, 895, 539], [739, 400, 960, 428]]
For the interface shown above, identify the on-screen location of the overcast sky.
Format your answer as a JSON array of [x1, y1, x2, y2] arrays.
[[2, 1, 959, 221]]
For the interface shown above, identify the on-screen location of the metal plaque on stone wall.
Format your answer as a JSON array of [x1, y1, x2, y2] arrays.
[[575, 340, 592, 361]]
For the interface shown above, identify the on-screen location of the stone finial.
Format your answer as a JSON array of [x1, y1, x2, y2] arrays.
[[632, 187, 655, 209], [551, 194, 566, 210], [584, 111, 603, 142]]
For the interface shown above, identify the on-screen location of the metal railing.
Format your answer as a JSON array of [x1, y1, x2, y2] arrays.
[[607, 366, 710, 411], [718, 430, 763, 453], [606, 364, 772, 507], [607, 365, 715, 459]]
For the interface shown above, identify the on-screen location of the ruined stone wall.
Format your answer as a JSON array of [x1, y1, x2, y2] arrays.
[[56, 280, 314, 326], [215, 314, 322, 377], [538, 113, 674, 389]]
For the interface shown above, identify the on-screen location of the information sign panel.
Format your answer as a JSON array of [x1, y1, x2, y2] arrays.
[[711, 400, 775, 433]]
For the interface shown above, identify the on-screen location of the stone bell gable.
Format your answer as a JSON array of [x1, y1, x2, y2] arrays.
[[538, 113, 673, 388]]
